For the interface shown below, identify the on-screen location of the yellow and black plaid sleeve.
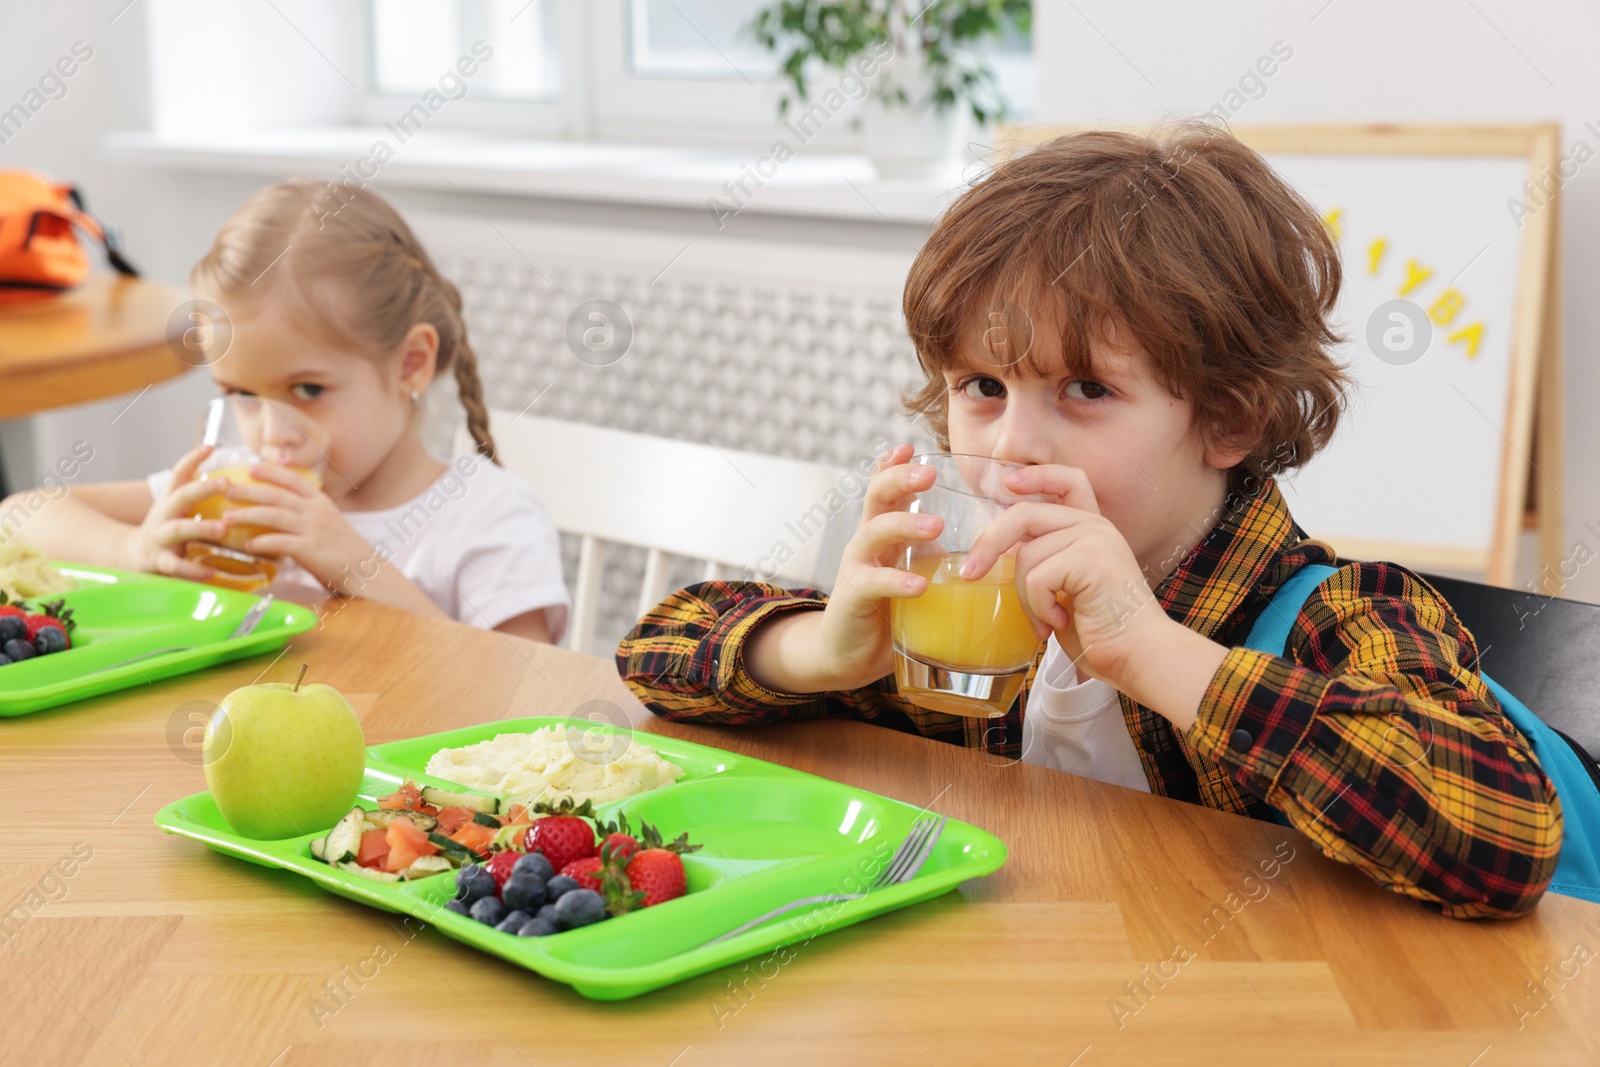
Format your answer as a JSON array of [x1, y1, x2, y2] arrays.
[[1189, 561, 1563, 920], [616, 580, 1027, 753]]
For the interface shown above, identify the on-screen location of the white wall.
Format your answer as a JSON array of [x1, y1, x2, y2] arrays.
[[1032, 0, 1598, 599]]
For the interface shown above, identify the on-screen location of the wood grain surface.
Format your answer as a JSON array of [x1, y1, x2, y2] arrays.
[[0, 276, 193, 419], [2, 594, 1597, 1066]]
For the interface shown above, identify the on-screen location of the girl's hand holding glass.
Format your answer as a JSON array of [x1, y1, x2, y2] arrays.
[[183, 396, 331, 592], [120, 444, 231, 582], [221, 464, 378, 596]]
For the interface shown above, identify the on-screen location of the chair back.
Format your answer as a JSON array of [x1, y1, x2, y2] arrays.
[[1419, 571, 1600, 760], [457, 411, 851, 653]]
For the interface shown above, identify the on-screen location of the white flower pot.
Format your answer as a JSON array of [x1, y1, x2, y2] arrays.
[[861, 94, 962, 178], [859, 47, 964, 179]]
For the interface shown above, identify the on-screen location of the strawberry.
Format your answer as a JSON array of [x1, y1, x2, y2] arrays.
[[597, 812, 640, 866], [625, 850, 688, 907], [485, 849, 522, 891], [0, 591, 27, 618], [23, 600, 73, 647], [623, 822, 702, 907], [561, 855, 605, 892], [523, 797, 597, 873]]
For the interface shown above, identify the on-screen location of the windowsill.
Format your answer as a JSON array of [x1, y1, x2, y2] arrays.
[[102, 127, 963, 226]]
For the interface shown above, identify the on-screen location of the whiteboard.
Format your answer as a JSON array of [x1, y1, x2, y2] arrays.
[[1267, 154, 1530, 568]]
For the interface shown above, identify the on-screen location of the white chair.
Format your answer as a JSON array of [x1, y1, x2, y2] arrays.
[[456, 411, 854, 654]]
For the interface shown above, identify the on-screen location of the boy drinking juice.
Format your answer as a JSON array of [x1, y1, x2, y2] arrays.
[[618, 123, 1561, 919]]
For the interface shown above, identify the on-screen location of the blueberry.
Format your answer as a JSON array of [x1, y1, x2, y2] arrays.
[[469, 895, 507, 927], [3, 638, 35, 661], [443, 898, 471, 917], [454, 864, 496, 905], [501, 872, 545, 912], [0, 616, 24, 642], [553, 888, 607, 930], [0, 653, 10, 666], [512, 852, 554, 881], [536, 903, 559, 925], [544, 874, 580, 902], [32, 627, 66, 655], [494, 909, 531, 933], [517, 917, 557, 937]]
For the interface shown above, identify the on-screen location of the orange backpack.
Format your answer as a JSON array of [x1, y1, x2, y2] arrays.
[[0, 171, 138, 303]]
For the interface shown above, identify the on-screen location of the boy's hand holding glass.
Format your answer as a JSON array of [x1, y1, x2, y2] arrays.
[[746, 444, 945, 695], [959, 462, 1173, 696]]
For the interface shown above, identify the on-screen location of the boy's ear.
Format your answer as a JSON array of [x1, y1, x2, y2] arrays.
[[1201, 417, 1258, 471], [397, 322, 440, 393]]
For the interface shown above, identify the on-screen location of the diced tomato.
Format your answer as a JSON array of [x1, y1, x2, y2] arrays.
[[434, 807, 473, 835], [505, 804, 528, 824], [449, 821, 496, 858], [377, 781, 424, 811], [357, 828, 390, 869], [383, 817, 438, 872]]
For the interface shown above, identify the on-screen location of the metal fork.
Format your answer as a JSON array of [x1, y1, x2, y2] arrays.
[[704, 814, 948, 946]]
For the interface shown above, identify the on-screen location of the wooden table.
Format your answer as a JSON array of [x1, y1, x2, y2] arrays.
[[3, 597, 1598, 1066], [0, 275, 194, 421]]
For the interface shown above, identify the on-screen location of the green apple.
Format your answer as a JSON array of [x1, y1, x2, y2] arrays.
[[203, 671, 366, 839]]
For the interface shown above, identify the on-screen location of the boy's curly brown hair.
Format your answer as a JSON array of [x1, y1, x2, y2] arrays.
[[903, 120, 1352, 496]]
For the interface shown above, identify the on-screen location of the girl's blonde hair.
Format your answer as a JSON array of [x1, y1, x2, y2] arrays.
[[191, 178, 497, 462]]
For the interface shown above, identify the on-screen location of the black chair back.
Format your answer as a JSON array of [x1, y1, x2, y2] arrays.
[[1420, 572, 1600, 762]]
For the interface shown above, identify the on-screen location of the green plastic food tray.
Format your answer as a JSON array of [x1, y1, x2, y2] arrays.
[[0, 563, 318, 716], [154, 716, 1007, 1000]]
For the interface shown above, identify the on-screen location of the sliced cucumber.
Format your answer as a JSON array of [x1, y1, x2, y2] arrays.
[[401, 855, 455, 880], [471, 811, 501, 828], [334, 860, 401, 883], [421, 786, 499, 815], [323, 808, 367, 865], [428, 832, 479, 863], [309, 837, 327, 861], [367, 809, 438, 833]]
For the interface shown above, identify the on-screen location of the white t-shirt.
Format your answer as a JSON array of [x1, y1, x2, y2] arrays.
[[1022, 634, 1151, 792], [147, 454, 570, 640]]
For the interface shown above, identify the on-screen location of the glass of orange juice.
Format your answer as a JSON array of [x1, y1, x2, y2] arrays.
[[889, 454, 1047, 718], [184, 396, 329, 593]]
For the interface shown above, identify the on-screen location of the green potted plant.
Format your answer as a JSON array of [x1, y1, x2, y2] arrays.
[[748, 0, 1032, 178]]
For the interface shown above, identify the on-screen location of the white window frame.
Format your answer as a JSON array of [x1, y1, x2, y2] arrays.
[[353, 0, 874, 150], [352, 0, 591, 138], [590, 0, 824, 148]]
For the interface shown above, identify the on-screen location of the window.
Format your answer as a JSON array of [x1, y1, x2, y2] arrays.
[[626, 0, 777, 79], [361, 0, 1034, 145], [368, 0, 561, 101]]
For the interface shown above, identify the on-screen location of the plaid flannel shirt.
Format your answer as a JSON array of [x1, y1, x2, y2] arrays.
[[617, 480, 1562, 919]]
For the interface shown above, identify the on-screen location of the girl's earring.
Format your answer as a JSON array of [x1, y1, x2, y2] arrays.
[[410, 389, 421, 407]]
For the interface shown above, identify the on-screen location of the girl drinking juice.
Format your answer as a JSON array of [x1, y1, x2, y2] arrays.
[[6, 180, 569, 642]]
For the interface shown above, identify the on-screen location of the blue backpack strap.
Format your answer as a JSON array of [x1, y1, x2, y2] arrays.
[[1241, 564, 1338, 828], [1244, 563, 1339, 655], [1241, 562, 1600, 905]]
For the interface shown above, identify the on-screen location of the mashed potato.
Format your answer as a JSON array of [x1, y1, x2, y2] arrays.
[[0, 529, 69, 602], [425, 724, 684, 806]]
